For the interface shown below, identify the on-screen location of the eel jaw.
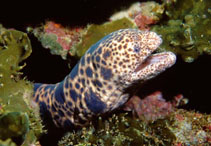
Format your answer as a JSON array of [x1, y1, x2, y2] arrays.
[[130, 51, 176, 82]]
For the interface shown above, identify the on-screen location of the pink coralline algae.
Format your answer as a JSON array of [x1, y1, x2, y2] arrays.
[[123, 91, 187, 121], [171, 110, 211, 145], [109, 2, 164, 30], [44, 21, 82, 51], [133, 2, 164, 30], [134, 14, 157, 30]]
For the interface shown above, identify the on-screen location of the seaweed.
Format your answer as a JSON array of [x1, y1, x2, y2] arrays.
[[0, 26, 45, 145], [152, 0, 211, 62], [0, 139, 17, 146]]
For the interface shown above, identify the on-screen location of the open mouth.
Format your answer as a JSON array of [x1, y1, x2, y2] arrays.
[[134, 51, 176, 73]]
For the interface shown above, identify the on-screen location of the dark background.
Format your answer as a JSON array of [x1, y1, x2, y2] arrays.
[[0, 0, 210, 114]]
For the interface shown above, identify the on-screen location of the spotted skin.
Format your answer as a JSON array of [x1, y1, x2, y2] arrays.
[[33, 29, 176, 128]]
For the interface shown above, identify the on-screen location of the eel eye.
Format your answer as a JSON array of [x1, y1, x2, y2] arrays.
[[134, 46, 140, 53]]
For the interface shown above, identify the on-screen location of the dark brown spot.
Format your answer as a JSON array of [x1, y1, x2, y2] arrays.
[[102, 60, 107, 65], [95, 73, 98, 78], [124, 44, 127, 49], [78, 78, 81, 82], [118, 45, 122, 50], [117, 36, 123, 42], [102, 90, 106, 94], [87, 80, 90, 84], [103, 50, 111, 59], [108, 85, 112, 90]]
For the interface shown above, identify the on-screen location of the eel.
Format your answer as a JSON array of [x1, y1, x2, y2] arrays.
[[33, 29, 176, 128]]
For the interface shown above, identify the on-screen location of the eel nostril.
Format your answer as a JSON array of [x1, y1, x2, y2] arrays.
[[93, 62, 97, 70], [134, 46, 140, 53]]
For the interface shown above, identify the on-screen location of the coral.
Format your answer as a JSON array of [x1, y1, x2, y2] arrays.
[[134, 14, 157, 30], [110, 2, 164, 30], [29, 17, 135, 59], [28, 21, 83, 59], [151, 0, 211, 62], [28, 2, 164, 59], [28, 0, 210, 63], [58, 109, 211, 146], [170, 110, 211, 145], [109, 2, 142, 21], [110, 0, 211, 62], [123, 91, 187, 121], [0, 26, 44, 145], [56, 91, 209, 145]]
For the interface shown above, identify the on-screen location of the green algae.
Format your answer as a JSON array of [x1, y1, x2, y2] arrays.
[[0, 27, 32, 114], [0, 26, 44, 145], [0, 112, 29, 140], [71, 18, 136, 57], [151, 0, 211, 62], [0, 139, 17, 146]]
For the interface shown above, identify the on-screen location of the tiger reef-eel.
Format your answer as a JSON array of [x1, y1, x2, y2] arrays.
[[33, 29, 176, 128]]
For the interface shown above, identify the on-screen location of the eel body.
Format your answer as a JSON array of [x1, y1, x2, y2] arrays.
[[33, 29, 176, 128]]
